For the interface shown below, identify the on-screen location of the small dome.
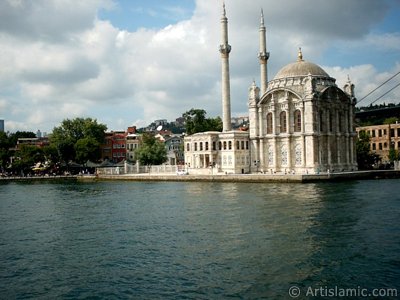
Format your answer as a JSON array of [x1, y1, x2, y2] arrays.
[[274, 60, 329, 80]]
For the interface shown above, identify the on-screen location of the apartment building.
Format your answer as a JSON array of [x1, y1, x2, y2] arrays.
[[356, 123, 400, 161]]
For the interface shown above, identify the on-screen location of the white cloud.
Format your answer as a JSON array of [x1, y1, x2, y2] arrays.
[[0, 0, 399, 132], [325, 63, 400, 105]]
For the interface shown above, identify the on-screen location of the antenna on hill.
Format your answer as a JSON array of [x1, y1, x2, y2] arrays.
[[156, 125, 163, 131]]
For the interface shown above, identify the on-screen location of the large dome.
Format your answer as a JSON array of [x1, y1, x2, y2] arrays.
[[274, 60, 329, 79], [273, 50, 330, 80]]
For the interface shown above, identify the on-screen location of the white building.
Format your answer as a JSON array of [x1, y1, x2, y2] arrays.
[[184, 5, 357, 174]]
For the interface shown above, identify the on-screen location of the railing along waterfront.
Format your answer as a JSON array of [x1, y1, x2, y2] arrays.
[[96, 163, 179, 176]]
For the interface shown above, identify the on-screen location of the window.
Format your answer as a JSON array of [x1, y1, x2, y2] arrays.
[[383, 129, 387, 135], [379, 130, 382, 137], [246, 141, 249, 150], [294, 110, 301, 132], [228, 141, 232, 150], [391, 129, 395, 137], [241, 141, 245, 150], [371, 130, 375, 137], [379, 143, 382, 150], [186, 143, 190, 151], [219, 141, 222, 150], [194, 143, 197, 151], [236, 141, 240, 150], [212, 141, 216, 151], [397, 128, 400, 137], [372, 143, 376, 150], [205, 142, 209, 151], [223, 141, 227, 150], [319, 112, 324, 132], [329, 112, 333, 132], [280, 111, 287, 133], [266, 112, 273, 134], [384, 142, 387, 149], [200, 142, 203, 151]]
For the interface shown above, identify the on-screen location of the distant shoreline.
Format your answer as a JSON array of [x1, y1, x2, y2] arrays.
[[1, 170, 399, 183]]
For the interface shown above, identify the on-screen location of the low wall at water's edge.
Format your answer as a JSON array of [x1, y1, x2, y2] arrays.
[[92, 170, 400, 183]]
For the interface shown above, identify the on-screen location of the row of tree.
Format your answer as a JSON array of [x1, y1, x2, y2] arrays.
[[0, 109, 223, 175]]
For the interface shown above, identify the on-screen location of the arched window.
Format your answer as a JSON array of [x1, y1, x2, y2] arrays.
[[294, 110, 301, 132], [266, 112, 273, 134], [200, 142, 203, 151], [223, 141, 227, 150], [228, 141, 232, 150], [319, 111, 324, 132], [205, 142, 209, 151], [186, 143, 190, 151], [194, 142, 197, 151], [280, 111, 287, 133]]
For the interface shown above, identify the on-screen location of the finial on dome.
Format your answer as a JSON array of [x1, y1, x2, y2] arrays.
[[297, 47, 303, 61]]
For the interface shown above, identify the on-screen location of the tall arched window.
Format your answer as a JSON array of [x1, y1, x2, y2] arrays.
[[319, 111, 324, 132], [280, 111, 287, 133], [294, 110, 301, 132], [266, 112, 273, 134]]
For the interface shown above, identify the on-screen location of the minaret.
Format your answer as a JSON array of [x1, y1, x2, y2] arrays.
[[219, 2, 232, 132], [258, 9, 269, 95]]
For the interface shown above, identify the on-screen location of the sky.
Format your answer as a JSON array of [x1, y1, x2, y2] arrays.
[[1, 0, 400, 133]]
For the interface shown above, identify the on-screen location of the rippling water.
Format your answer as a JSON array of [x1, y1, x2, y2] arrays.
[[0, 179, 399, 299]]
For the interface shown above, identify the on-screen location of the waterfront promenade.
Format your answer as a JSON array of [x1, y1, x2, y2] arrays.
[[2, 170, 399, 183], [95, 170, 400, 183], [0, 175, 77, 182]]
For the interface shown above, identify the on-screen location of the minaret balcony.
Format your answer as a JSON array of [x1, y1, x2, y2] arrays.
[[258, 51, 270, 61], [219, 43, 231, 55]]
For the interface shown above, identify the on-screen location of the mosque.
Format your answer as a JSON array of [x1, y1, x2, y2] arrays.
[[184, 4, 358, 174]]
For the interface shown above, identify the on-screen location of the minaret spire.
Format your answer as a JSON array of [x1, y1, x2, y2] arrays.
[[220, 1, 232, 132], [258, 8, 269, 95]]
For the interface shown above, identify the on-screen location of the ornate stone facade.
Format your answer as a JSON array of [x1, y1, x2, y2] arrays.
[[249, 50, 358, 174]]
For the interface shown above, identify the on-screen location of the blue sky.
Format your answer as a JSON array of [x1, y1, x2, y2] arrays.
[[98, 0, 195, 31], [0, 0, 399, 133]]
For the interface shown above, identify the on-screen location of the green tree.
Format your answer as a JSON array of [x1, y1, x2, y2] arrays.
[[183, 108, 223, 135], [135, 133, 167, 165], [0, 132, 11, 170], [388, 147, 399, 162], [383, 117, 399, 125], [51, 118, 107, 163], [75, 137, 101, 164], [42, 144, 60, 164], [11, 144, 45, 175], [356, 131, 378, 169]]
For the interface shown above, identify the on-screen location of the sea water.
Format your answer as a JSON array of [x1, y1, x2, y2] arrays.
[[0, 179, 399, 299]]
